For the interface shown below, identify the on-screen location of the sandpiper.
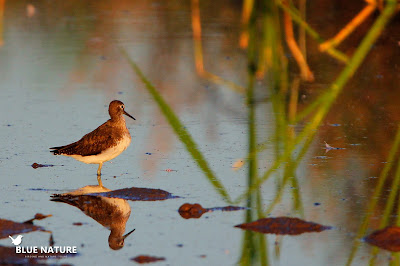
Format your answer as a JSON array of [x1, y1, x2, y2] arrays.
[[50, 100, 135, 179]]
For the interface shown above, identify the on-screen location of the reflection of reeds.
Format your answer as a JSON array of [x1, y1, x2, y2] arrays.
[[191, 0, 245, 94], [0, 0, 4, 47], [277, 0, 349, 63], [319, 1, 377, 52]]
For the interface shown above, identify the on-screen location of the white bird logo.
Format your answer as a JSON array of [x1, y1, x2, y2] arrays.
[[9, 235, 23, 246]]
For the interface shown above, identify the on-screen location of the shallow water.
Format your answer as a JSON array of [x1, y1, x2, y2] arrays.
[[1, 1, 400, 265]]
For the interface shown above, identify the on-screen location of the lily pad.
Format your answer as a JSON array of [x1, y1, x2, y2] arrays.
[[88, 187, 179, 201], [364, 226, 400, 252], [235, 217, 332, 235]]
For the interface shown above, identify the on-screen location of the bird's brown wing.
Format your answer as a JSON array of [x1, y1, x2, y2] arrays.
[[50, 121, 123, 156]]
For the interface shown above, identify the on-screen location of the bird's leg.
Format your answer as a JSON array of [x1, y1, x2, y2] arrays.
[[97, 175, 103, 187], [97, 163, 103, 176], [97, 163, 103, 187]]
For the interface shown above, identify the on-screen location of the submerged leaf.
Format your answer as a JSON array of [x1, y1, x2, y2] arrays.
[[89, 187, 179, 201], [131, 255, 165, 263], [235, 217, 332, 235], [0, 218, 46, 239], [364, 226, 400, 252]]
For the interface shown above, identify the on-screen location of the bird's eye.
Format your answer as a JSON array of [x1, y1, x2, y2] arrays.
[[121, 105, 124, 109]]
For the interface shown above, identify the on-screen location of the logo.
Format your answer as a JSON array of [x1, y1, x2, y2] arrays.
[[9, 235, 23, 246], [10, 234, 78, 258]]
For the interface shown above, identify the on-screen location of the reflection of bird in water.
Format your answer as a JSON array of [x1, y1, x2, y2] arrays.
[[50, 100, 136, 183], [51, 185, 134, 250], [9, 235, 23, 246]]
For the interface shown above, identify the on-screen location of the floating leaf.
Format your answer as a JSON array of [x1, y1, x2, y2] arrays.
[[89, 187, 179, 201], [131, 255, 165, 263], [0, 218, 47, 239], [178, 203, 246, 219], [364, 226, 400, 252], [235, 217, 332, 235], [178, 203, 207, 219]]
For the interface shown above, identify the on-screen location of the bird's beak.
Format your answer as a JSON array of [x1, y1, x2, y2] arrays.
[[123, 228, 135, 240], [123, 110, 136, 120]]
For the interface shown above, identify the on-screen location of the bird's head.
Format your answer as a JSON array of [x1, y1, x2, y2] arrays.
[[108, 228, 135, 250], [109, 100, 135, 121]]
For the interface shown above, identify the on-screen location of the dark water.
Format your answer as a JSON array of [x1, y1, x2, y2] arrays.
[[0, 1, 399, 265]]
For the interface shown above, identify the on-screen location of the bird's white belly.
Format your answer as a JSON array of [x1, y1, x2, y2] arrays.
[[69, 135, 131, 164]]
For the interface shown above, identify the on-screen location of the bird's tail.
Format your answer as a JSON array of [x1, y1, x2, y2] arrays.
[[49, 146, 64, 155], [9, 235, 14, 241], [50, 142, 78, 155]]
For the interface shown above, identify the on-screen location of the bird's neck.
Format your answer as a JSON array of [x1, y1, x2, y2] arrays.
[[110, 116, 126, 124]]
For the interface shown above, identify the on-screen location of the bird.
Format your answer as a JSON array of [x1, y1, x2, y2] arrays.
[[9, 235, 23, 246], [50, 100, 135, 179]]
